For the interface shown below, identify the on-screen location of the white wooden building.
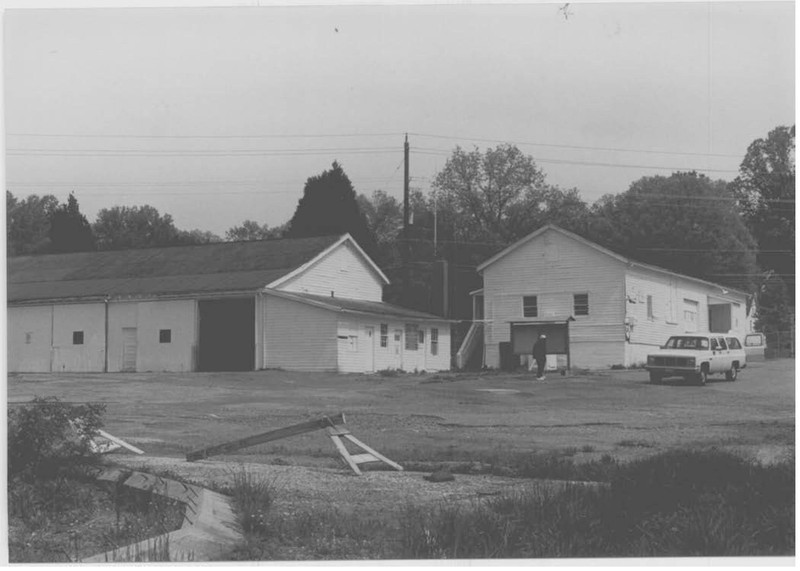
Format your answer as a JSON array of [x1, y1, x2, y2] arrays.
[[8, 234, 451, 374], [460, 225, 752, 370]]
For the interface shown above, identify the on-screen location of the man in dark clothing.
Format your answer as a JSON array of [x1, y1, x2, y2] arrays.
[[532, 334, 547, 380]]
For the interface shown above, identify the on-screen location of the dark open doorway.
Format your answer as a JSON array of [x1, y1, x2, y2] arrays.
[[198, 298, 255, 372]]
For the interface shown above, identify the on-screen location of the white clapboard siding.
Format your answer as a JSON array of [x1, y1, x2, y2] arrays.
[[263, 295, 338, 372], [277, 240, 384, 301], [482, 227, 626, 368], [624, 267, 749, 345], [337, 317, 451, 373], [8, 305, 54, 372]]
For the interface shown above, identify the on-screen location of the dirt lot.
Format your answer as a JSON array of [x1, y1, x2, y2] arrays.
[[8, 360, 794, 559], [9, 359, 794, 467]]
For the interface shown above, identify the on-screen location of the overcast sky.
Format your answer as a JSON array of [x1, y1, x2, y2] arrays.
[[3, 1, 795, 237]]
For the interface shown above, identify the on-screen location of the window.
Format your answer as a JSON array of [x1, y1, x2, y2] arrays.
[[573, 294, 589, 316], [522, 296, 538, 318], [72, 331, 84, 345], [726, 337, 742, 350], [418, 328, 425, 347], [646, 295, 654, 319], [405, 324, 419, 351], [159, 329, 172, 344], [380, 324, 388, 348], [25, 332, 32, 345], [745, 334, 764, 347], [431, 328, 439, 356]]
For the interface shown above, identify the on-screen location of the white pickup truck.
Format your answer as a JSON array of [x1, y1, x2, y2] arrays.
[[645, 334, 747, 385]]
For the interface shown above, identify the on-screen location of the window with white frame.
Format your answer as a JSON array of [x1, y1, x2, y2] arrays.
[[573, 293, 589, 316], [647, 295, 654, 320], [522, 296, 538, 318], [430, 328, 439, 355], [380, 324, 388, 348]]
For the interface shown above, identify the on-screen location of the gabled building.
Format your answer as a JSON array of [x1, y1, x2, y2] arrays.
[[8, 234, 451, 373], [459, 224, 752, 370]]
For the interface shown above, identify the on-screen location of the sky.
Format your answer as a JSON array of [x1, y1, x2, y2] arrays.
[[3, 1, 795, 238]]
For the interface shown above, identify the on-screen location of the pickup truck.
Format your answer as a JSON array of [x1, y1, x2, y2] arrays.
[[645, 334, 746, 385]]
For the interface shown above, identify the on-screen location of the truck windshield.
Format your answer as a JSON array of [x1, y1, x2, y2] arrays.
[[663, 336, 709, 350]]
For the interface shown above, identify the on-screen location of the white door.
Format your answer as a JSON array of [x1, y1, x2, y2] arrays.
[[122, 328, 137, 372], [392, 329, 403, 370], [364, 326, 375, 372]]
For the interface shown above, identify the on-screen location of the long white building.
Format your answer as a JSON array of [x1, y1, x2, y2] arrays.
[[8, 234, 452, 374]]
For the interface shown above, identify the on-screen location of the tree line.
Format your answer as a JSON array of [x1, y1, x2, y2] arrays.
[[7, 125, 794, 334]]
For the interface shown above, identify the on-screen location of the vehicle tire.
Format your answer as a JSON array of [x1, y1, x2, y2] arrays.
[[649, 371, 662, 384], [696, 369, 708, 386], [725, 365, 738, 382]]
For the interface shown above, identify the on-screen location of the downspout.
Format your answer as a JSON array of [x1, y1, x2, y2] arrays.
[[104, 296, 110, 373]]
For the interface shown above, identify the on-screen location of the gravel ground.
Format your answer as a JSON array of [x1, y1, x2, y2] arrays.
[[109, 455, 591, 518]]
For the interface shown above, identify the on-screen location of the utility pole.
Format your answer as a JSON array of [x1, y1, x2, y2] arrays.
[[403, 134, 410, 301]]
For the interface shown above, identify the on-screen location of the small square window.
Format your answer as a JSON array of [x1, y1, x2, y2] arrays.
[[159, 329, 172, 343], [73, 331, 84, 345]]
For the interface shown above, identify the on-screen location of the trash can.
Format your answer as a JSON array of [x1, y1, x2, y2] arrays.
[[499, 342, 515, 371]]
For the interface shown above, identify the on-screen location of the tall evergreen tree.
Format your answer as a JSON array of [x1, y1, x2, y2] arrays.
[[48, 193, 95, 253], [285, 161, 377, 256]]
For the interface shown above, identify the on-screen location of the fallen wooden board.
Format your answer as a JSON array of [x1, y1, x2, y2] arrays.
[[186, 412, 346, 462], [97, 429, 145, 455]]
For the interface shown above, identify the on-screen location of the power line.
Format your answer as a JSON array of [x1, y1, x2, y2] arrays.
[[7, 131, 406, 140], [408, 131, 744, 159], [7, 147, 401, 157], [411, 148, 740, 174]]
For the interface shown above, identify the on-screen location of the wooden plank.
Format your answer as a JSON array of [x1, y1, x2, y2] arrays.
[[343, 434, 403, 471], [350, 453, 378, 465], [97, 429, 145, 455], [328, 434, 362, 475], [186, 412, 346, 462]]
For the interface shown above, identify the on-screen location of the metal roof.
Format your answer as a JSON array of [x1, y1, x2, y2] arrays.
[[7, 235, 341, 303]]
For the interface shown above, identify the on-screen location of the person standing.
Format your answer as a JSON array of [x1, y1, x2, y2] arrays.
[[532, 334, 547, 380]]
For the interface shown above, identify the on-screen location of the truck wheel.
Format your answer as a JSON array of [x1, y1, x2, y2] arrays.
[[725, 365, 738, 382], [649, 371, 662, 384], [696, 369, 708, 386]]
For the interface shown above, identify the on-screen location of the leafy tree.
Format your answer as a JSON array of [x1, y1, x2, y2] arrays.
[[93, 204, 182, 250], [586, 172, 760, 293], [176, 228, 223, 244], [285, 161, 377, 256], [225, 220, 286, 241], [431, 144, 549, 244], [356, 190, 402, 248], [754, 274, 794, 334], [48, 193, 96, 253], [730, 125, 795, 302], [6, 191, 60, 256]]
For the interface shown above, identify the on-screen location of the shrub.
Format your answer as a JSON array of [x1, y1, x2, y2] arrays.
[[226, 468, 276, 537], [8, 397, 106, 480]]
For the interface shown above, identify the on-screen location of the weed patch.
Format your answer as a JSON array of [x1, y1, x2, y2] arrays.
[[398, 449, 794, 558]]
